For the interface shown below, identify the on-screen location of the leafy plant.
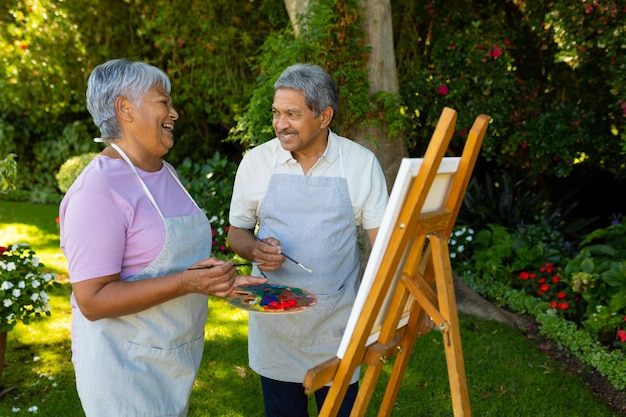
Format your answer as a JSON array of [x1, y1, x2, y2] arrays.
[[55, 152, 98, 193], [565, 222, 626, 339], [515, 262, 585, 322], [0, 243, 59, 332], [0, 153, 17, 193], [177, 153, 238, 259]]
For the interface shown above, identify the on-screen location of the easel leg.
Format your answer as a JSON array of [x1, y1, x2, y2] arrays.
[[429, 234, 471, 417], [350, 365, 384, 417], [376, 306, 426, 417]]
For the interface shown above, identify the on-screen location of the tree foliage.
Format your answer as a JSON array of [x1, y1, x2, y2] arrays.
[[228, 0, 375, 148], [394, 0, 626, 183], [0, 0, 625, 208], [0, 0, 288, 200]]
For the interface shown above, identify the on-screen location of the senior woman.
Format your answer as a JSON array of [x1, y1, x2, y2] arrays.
[[59, 58, 265, 417]]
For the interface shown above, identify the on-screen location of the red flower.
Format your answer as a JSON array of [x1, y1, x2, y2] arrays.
[[0, 246, 7, 256], [557, 291, 566, 299], [618, 330, 626, 343], [539, 284, 550, 292], [517, 271, 537, 280], [550, 301, 557, 309], [436, 84, 448, 95], [552, 275, 560, 284], [487, 45, 503, 59], [557, 302, 569, 310]]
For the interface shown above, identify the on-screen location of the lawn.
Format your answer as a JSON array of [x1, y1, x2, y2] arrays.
[[0, 200, 620, 416]]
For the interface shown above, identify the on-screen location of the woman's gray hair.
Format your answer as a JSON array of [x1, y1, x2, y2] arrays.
[[86, 59, 171, 139], [274, 63, 338, 119]]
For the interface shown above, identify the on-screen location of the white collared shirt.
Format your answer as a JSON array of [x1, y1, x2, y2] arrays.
[[229, 130, 388, 230]]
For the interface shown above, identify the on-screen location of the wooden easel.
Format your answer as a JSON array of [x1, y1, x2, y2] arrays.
[[303, 108, 489, 417]]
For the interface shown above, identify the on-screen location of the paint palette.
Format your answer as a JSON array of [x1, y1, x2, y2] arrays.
[[227, 284, 317, 314]]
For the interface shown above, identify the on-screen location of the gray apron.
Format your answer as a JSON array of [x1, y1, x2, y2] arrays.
[[249, 149, 361, 384], [72, 144, 212, 417]]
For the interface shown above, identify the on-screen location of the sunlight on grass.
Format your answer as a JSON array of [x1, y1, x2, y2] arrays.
[[0, 224, 67, 276], [0, 201, 68, 276]]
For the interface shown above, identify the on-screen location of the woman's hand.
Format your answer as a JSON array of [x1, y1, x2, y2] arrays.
[[181, 258, 267, 298]]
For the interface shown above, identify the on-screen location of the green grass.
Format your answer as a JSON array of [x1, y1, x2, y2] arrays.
[[0, 200, 620, 416]]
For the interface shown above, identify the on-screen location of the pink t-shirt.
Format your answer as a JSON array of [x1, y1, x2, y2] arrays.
[[60, 155, 202, 283]]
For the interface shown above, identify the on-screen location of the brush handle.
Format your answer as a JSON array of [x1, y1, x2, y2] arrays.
[[187, 263, 251, 270], [254, 236, 313, 273]]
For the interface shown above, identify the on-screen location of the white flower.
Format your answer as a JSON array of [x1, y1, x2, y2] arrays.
[[27, 405, 38, 413], [0, 242, 58, 330], [12, 407, 20, 412]]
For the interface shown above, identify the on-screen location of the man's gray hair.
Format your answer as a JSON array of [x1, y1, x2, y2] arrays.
[[274, 63, 338, 119]]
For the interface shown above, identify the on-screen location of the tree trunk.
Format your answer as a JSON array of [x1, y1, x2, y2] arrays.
[[349, 0, 407, 191], [284, 0, 407, 190], [284, 0, 310, 36]]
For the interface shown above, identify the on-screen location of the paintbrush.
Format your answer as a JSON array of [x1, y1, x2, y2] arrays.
[[187, 263, 251, 270], [255, 236, 313, 273]]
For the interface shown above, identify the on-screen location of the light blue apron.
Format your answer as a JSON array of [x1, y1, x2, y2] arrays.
[[249, 148, 361, 384], [72, 144, 212, 417]]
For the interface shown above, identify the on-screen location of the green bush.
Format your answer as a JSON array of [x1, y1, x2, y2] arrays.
[[394, 1, 626, 184], [565, 222, 626, 338], [0, 153, 17, 193], [55, 152, 98, 193], [176, 153, 238, 260], [457, 224, 626, 391]]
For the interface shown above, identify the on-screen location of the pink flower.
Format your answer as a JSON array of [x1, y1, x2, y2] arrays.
[[488, 45, 503, 59], [436, 84, 448, 95]]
